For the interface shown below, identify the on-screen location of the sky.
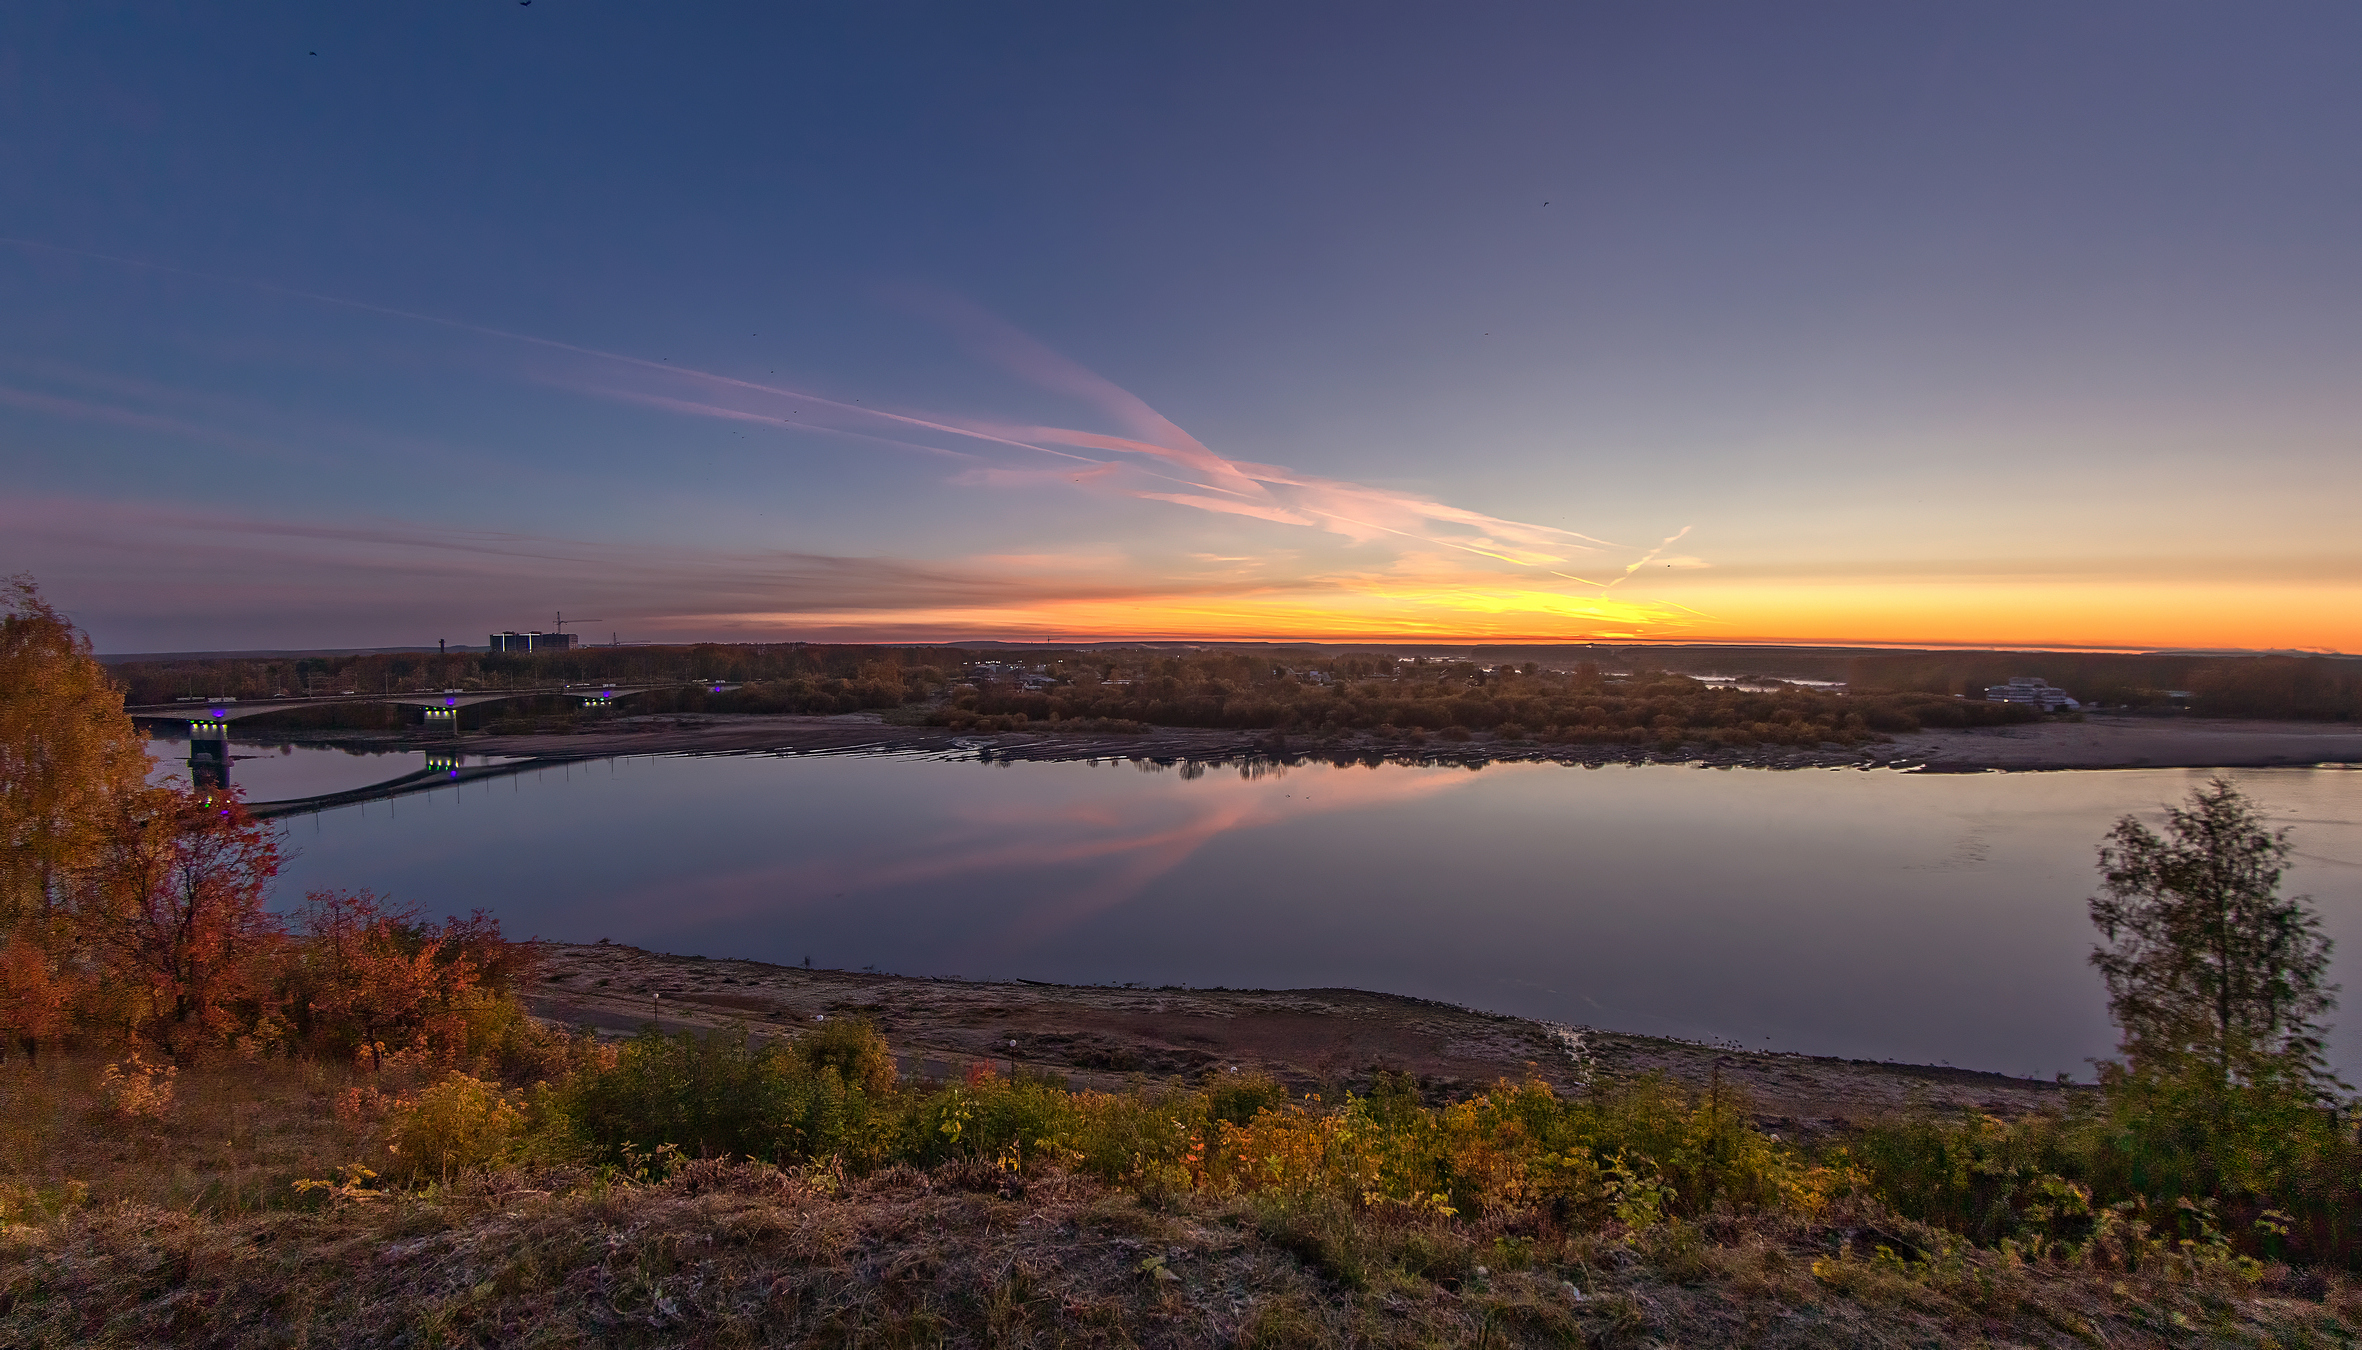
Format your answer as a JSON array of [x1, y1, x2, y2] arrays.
[[3, 3, 2358, 654]]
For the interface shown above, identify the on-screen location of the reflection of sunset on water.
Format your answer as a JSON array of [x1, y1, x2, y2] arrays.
[[619, 760, 1478, 960]]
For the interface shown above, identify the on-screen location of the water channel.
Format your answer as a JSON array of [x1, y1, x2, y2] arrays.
[[148, 735, 2362, 1081]]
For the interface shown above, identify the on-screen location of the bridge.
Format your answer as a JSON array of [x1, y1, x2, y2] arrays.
[[244, 752, 551, 821], [127, 682, 739, 791], [126, 681, 738, 724]]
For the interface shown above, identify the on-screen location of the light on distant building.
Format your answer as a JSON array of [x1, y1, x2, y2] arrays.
[[1984, 677, 2081, 712]]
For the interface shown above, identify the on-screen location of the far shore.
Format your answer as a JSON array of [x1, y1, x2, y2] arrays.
[[220, 709, 2362, 774]]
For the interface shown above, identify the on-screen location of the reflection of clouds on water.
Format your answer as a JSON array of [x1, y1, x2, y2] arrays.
[[624, 765, 1478, 958]]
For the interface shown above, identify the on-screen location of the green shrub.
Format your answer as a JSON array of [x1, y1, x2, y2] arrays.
[[910, 1071, 1082, 1168], [386, 1073, 524, 1183], [559, 1026, 902, 1168], [561, 1028, 807, 1164], [1849, 1110, 2086, 1248], [1206, 1070, 1290, 1126], [794, 1016, 897, 1095]]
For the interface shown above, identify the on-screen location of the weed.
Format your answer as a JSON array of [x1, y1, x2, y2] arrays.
[[383, 1074, 523, 1183], [95, 1053, 175, 1122]]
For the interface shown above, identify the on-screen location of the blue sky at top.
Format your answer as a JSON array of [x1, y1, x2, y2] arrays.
[[4, 3, 2357, 650]]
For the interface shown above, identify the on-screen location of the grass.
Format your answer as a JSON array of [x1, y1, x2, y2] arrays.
[[9, 1159, 2361, 1347], [7, 1047, 2362, 1346], [0, 1051, 385, 1222]]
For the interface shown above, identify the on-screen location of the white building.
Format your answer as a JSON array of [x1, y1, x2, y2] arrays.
[[1984, 677, 2080, 711]]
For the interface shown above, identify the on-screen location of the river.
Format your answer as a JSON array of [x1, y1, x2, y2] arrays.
[[147, 734, 2362, 1081]]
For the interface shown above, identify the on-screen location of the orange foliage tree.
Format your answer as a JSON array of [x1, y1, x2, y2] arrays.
[[0, 576, 152, 926], [0, 934, 74, 1063], [2, 579, 554, 1068], [288, 890, 534, 1071], [1, 577, 156, 1060], [76, 789, 286, 1057]]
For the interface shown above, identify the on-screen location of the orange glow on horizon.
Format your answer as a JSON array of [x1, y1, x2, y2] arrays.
[[676, 575, 2362, 653]]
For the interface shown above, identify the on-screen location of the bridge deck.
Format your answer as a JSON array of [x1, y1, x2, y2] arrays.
[[126, 683, 730, 722]]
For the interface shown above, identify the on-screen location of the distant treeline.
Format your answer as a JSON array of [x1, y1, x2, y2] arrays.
[[931, 651, 2035, 746], [107, 644, 955, 707], [1848, 653, 2362, 720], [107, 643, 2362, 736]]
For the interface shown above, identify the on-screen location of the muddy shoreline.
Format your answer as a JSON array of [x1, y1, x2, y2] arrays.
[[528, 942, 2082, 1136], [260, 710, 2362, 774]]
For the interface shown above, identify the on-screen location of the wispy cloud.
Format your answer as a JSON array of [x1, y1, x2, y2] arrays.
[[7, 491, 1704, 647], [0, 237, 1706, 642], [516, 299, 1692, 624]]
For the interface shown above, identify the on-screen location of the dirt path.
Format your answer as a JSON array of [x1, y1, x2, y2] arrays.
[[527, 942, 2080, 1135]]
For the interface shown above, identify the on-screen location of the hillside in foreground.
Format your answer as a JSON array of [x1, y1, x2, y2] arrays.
[[10, 1157, 2354, 1349], [6, 948, 2357, 1348]]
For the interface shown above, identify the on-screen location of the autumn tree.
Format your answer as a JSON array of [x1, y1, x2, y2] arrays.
[[287, 890, 533, 1070], [0, 577, 151, 921], [0, 577, 154, 1057], [77, 788, 286, 1056], [0, 935, 73, 1063]]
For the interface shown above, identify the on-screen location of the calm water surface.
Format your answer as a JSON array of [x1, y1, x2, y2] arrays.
[[173, 742, 2362, 1081], [146, 732, 519, 799]]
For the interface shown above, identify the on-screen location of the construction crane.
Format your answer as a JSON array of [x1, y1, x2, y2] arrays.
[[553, 611, 604, 639]]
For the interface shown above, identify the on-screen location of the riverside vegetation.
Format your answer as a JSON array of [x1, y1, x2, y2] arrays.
[[111, 641, 2362, 749], [121, 642, 2046, 750], [9, 578, 2362, 1345]]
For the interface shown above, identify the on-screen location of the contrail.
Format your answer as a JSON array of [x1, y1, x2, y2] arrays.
[[1602, 525, 1694, 590]]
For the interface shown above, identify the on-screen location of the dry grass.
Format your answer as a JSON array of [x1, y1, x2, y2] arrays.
[[6, 1055, 2361, 1347], [0, 1051, 390, 1222], [7, 1164, 2361, 1348]]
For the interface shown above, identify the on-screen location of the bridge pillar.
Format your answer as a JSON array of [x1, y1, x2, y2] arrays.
[[421, 695, 466, 737], [188, 717, 230, 790]]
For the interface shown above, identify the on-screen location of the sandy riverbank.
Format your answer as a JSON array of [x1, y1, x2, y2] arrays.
[[528, 942, 2079, 1136], [446, 710, 2362, 772], [1888, 715, 2362, 771]]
